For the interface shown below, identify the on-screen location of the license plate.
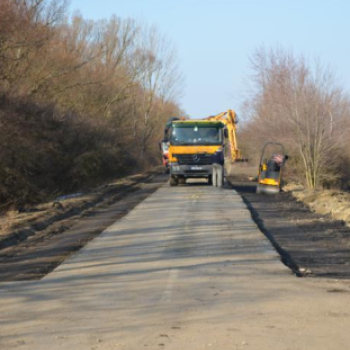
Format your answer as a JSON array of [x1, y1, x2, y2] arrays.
[[191, 166, 203, 170]]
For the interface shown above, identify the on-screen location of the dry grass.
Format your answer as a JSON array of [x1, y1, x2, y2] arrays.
[[286, 185, 350, 226], [0, 169, 161, 239]]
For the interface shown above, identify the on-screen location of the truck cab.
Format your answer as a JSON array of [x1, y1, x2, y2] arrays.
[[168, 120, 225, 186]]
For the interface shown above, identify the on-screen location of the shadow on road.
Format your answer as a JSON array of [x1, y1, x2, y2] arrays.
[[228, 176, 350, 279]]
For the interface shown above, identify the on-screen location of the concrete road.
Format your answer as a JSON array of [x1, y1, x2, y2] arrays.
[[1, 181, 350, 350]]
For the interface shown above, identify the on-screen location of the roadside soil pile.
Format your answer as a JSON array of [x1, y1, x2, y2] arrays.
[[285, 184, 350, 226], [0, 170, 167, 281], [227, 175, 350, 279]]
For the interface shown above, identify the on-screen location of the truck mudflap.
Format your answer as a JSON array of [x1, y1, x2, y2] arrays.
[[170, 164, 213, 177]]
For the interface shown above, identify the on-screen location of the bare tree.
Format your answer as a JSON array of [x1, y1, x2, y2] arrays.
[[0, 0, 69, 93], [0, 2, 185, 206], [134, 25, 183, 161], [243, 47, 349, 189]]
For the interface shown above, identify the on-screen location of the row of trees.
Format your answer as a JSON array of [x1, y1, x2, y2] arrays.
[[240, 47, 350, 190], [0, 0, 184, 207]]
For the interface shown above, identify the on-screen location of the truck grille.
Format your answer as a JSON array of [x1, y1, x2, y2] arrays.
[[174, 154, 213, 165]]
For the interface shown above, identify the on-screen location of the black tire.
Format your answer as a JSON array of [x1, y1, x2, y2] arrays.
[[178, 177, 186, 185], [208, 176, 213, 185], [170, 176, 179, 186]]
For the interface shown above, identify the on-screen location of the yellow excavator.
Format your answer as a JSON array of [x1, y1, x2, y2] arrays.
[[205, 110, 248, 177], [204, 109, 243, 163]]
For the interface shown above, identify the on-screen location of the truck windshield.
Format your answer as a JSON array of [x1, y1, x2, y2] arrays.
[[170, 126, 222, 145]]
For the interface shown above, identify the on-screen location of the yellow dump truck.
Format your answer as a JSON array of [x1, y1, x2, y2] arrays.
[[166, 110, 243, 186], [168, 120, 225, 186]]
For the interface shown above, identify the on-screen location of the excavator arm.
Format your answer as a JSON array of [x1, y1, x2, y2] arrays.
[[205, 109, 243, 162]]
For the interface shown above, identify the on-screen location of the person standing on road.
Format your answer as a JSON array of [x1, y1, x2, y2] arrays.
[[212, 148, 224, 187]]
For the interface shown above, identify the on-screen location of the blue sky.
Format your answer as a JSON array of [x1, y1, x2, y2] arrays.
[[69, 0, 350, 118]]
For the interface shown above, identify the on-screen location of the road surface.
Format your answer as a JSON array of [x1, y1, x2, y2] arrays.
[[1, 180, 350, 349]]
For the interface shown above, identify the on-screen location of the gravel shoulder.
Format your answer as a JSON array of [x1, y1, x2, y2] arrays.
[[0, 170, 162, 248], [0, 172, 168, 281], [227, 175, 350, 279]]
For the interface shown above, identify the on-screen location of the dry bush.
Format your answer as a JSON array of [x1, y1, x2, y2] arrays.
[[0, 94, 134, 208], [0, 0, 184, 209]]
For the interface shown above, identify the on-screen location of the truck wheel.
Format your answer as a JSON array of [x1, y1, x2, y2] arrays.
[[208, 176, 213, 185], [178, 177, 186, 185], [170, 176, 179, 186]]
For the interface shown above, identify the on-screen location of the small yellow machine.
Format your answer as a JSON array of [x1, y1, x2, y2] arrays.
[[257, 142, 288, 194]]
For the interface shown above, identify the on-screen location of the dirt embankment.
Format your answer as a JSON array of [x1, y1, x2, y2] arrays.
[[0, 169, 161, 249], [285, 184, 350, 227], [227, 175, 350, 279], [0, 170, 168, 281]]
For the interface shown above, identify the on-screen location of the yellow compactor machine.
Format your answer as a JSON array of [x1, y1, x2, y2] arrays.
[[256, 142, 288, 194]]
